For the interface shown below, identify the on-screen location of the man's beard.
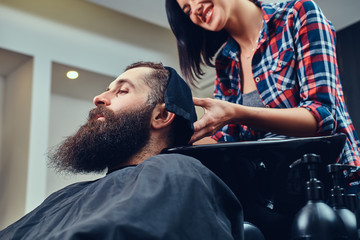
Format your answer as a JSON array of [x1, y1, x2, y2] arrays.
[[48, 105, 153, 174]]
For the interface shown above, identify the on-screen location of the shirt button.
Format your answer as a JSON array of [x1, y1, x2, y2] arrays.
[[278, 61, 283, 67], [255, 77, 260, 83], [228, 89, 232, 94], [265, 105, 270, 108]]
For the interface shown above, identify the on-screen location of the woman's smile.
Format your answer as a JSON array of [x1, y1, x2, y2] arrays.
[[201, 5, 214, 23]]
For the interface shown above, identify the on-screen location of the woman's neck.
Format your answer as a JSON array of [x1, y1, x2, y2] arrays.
[[225, 0, 263, 50]]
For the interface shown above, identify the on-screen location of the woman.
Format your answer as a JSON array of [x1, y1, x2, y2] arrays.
[[166, 0, 360, 187]]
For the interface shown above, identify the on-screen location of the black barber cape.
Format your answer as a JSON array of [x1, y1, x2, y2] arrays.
[[0, 154, 244, 240]]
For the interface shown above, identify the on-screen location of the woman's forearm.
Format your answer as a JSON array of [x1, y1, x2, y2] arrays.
[[231, 104, 318, 137]]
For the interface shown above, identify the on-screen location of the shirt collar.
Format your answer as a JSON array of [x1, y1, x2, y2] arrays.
[[257, 0, 279, 25], [221, 37, 240, 62]]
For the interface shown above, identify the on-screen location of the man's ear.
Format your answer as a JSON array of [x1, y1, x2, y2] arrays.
[[151, 103, 175, 130]]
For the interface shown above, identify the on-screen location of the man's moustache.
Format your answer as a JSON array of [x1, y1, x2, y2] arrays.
[[88, 106, 114, 121]]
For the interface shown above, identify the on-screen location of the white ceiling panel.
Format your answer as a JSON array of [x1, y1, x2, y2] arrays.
[[86, 0, 360, 31], [86, 0, 170, 29]]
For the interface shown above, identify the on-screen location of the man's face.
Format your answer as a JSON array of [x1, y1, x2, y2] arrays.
[[93, 67, 153, 118], [48, 67, 155, 173]]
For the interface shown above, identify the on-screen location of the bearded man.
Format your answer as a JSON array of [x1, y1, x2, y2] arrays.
[[0, 62, 244, 240]]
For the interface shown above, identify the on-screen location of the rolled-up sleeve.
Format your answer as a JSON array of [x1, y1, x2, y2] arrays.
[[293, 0, 338, 135]]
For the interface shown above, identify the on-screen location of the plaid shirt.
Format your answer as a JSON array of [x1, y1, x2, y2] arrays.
[[212, 0, 360, 180]]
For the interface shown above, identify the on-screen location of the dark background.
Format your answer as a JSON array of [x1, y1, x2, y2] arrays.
[[336, 20, 360, 134]]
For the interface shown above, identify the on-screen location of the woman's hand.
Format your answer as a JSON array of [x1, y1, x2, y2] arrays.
[[189, 97, 235, 143], [189, 97, 318, 144]]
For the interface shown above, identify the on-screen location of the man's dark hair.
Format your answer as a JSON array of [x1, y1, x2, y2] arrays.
[[125, 61, 191, 147], [125, 61, 168, 107]]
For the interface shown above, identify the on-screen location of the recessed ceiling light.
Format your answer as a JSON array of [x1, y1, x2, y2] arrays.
[[66, 70, 79, 79]]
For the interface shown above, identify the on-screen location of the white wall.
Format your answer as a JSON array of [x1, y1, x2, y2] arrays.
[[0, 59, 33, 228], [0, 75, 3, 165], [0, 75, 4, 202], [0, 2, 179, 77]]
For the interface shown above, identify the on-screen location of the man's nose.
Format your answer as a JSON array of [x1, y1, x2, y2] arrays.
[[93, 92, 111, 106], [192, 2, 203, 17]]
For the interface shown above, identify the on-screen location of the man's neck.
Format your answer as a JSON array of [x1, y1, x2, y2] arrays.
[[106, 151, 152, 173], [107, 140, 166, 173]]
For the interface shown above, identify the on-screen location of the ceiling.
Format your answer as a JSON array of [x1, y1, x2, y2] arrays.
[[50, 62, 114, 101], [86, 0, 360, 31], [0, 48, 31, 77], [1, 0, 359, 100]]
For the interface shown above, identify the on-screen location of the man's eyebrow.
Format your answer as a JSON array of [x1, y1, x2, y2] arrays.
[[108, 78, 136, 91]]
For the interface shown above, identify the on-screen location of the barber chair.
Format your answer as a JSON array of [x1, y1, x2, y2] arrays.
[[164, 134, 347, 240]]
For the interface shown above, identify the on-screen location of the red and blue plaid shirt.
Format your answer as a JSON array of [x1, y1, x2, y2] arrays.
[[212, 0, 360, 182]]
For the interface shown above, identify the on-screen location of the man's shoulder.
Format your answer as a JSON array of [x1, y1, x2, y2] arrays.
[[42, 180, 94, 204]]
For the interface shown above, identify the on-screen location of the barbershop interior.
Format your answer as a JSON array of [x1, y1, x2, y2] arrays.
[[1, 0, 360, 239]]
